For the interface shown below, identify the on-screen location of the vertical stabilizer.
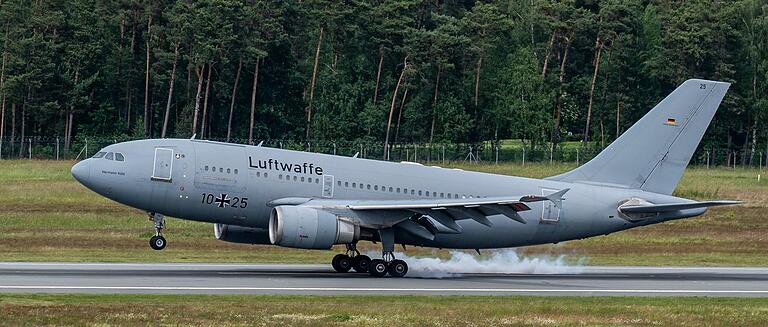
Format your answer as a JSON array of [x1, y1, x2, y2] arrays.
[[547, 79, 730, 194]]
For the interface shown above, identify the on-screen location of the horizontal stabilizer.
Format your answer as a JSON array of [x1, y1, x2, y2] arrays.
[[619, 200, 741, 214]]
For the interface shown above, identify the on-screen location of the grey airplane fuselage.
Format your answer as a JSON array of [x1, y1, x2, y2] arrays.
[[73, 138, 698, 250]]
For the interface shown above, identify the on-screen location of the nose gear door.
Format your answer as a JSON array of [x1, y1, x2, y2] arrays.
[[152, 148, 174, 182]]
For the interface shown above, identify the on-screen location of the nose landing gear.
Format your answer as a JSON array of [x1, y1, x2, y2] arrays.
[[148, 212, 166, 251]]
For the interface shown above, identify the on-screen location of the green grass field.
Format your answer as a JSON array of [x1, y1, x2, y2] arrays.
[[1, 294, 767, 326], [0, 160, 767, 266]]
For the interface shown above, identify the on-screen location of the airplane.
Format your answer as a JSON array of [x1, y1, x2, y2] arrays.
[[71, 79, 740, 277]]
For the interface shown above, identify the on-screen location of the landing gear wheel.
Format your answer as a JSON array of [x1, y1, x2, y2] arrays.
[[332, 254, 352, 273], [352, 255, 371, 273], [388, 259, 408, 278], [369, 259, 388, 277], [149, 235, 166, 250]]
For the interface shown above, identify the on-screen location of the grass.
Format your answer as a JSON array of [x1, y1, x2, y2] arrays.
[[1, 294, 767, 326], [0, 160, 767, 265]]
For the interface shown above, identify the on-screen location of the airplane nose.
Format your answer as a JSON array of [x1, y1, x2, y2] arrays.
[[71, 160, 90, 184]]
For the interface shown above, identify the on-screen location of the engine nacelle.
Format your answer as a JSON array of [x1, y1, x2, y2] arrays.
[[214, 223, 271, 245], [269, 206, 359, 249]]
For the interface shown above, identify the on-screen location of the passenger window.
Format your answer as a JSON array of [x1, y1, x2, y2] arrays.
[[455, 194, 459, 199], [447, 193, 451, 198], [92, 152, 106, 159], [345, 182, 349, 187], [279, 174, 283, 180], [227, 168, 231, 174], [212, 166, 216, 172], [337, 180, 341, 186], [264, 173, 268, 178], [205, 166, 209, 171], [115, 153, 125, 162], [315, 178, 320, 184], [374, 185, 378, 191], [352, 183, 356, 188], [359, 183, 363, 189], [219, 168, 223, 173], [301, 176, 305, 182], [418, 190, 422, 196], [234, 169, 238, 175], [411, 190, 415, 195], [389, 187, 393, 192], [440, 193, 444, 198], [367, 185, 371, 190], [433, 192, 437, 197], [307, 178, 312, 184], [256, 172, 260, 177], [293, 176, 297, 181]]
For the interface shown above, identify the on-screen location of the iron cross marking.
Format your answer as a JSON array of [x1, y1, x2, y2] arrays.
[[214, 194, 231, 208]]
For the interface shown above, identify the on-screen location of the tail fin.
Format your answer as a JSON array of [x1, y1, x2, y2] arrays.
[[547, 79, 730, 194]]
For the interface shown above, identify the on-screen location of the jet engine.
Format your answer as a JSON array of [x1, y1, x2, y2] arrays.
[[213, 223, 271, 245], [269, 206, 359, 249]]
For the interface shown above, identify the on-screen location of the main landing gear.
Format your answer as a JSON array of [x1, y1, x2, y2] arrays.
[[332, 243, 371, 273], [148, 212, 166, 251], [331, 228, 409, 278]]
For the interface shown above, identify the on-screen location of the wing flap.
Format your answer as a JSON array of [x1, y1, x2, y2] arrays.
[[619, 200, 741, 214]]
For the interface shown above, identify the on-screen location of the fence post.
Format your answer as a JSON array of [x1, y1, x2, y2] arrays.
[[549, 143, 553, 165], [706, 151, 710, 169], [0, 135, 3, 160], [56, 137, 60, 160], [495, 146, 499, 165], [521, 147, 525, 166], [442, 145, 445, 164], [733, 151, 736, 170], [760, 152, 763, 170], [28, 138, 32, 159], [333, 143, 336, 155], [414, 144, 418, 162], [576, 148, 580, 166]]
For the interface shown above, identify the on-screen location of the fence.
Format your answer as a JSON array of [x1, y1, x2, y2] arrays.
[[0, 136, 765, 169]]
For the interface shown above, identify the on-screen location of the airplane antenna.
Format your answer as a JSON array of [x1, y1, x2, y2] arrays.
[[352, 152, 359, 158], [190, 134, 197, 140]]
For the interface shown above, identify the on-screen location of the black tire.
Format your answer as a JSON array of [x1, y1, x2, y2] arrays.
[[352, 255, 371, 273], [388, 259, 408, 278], [369, 259, 388, 277], [332, 254, 351, 273], [149, 235, 166, 251]]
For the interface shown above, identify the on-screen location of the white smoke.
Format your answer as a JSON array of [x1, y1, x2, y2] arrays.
[[371, 249, 583, 278]]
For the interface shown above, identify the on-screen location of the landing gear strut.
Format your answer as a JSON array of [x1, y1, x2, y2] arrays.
[[148, 212, 166, 251], [368, 228, 408, 278], [331, 243, 371, 273]]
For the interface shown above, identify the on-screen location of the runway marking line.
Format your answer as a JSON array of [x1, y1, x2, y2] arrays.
[[1, 286, 767, 294]]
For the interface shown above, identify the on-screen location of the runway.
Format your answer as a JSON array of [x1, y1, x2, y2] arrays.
[[1, 262, 767, 297]]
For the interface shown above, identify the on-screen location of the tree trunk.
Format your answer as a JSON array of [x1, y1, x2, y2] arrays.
[[474, 53, 483, 107], [0, 26, 7, 158], [584, 37, 603, 143], [18, 91, 27, 158], [373, 45, 384, 105], [306, 27, 323, 142], [383, 58, 408, 159], [161, 43, 179, 138], [191, 65, 204, 135], [552, 35, 573, 149], [615, 95, 621, 139], [65, 70, 79, 156], [201, 62, 212, 138], [10, 101, 14, 156], [143, 15, 152, 136], [394, 87, 408, 144], [226, 57, 243, 142], [429, 65, 441, 144], [248, 57, 261, 145], [541, 29, 557, 80]]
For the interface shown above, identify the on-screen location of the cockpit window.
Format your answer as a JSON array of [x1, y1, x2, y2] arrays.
[[92, 152, 106, 159], [105, 152, 114, 160], [115, 153, 125, 162]]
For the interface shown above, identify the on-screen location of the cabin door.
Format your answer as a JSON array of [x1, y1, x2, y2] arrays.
[[152, 148, 174, 182]]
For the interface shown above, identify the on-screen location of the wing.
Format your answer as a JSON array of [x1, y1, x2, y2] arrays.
[[268, 189, 569, 240]]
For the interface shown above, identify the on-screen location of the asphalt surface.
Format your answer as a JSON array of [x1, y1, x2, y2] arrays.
[[0, 262, 767, 297]]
